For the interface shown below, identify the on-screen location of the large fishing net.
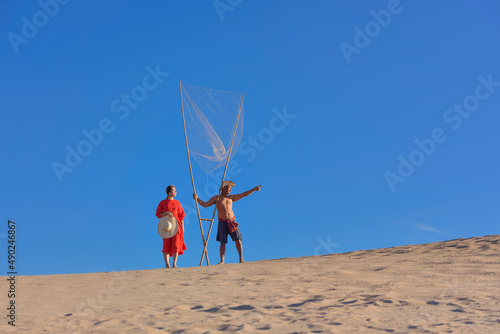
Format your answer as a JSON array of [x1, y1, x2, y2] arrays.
[[180, 82, 244, 174]]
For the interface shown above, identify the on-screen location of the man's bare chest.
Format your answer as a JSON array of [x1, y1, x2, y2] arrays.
[[218, 197, 233, 208]]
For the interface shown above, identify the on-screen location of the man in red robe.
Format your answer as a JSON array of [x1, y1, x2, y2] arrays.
[[156, 185, 186, 268]]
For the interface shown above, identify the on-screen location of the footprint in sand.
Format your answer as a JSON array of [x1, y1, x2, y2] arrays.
[[341, 299, 358, 305], [427, 300, 440, 305], [366, 325, 396, 332], [227, 305, 255, 311], [288, 302, 308, 308], [258, 324, 272, 330], [218, 324, 243, 331], [202, 306, 223, 313]]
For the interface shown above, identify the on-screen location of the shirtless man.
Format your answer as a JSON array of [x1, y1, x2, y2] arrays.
[[193, 181, 261, 264]]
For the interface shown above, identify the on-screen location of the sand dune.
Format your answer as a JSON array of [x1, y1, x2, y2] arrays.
[[2, 235, 499, 333]]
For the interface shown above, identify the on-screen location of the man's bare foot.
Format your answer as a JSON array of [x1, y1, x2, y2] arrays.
[[218, 261, 225, 265], [165, 265, 171, 269], [239, 260, 246, 263], [173, 265, 179, 268]]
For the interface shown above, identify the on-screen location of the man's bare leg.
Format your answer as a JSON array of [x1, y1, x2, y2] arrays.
[[163, 252, 171, 268], [172, 253, 179, 268], [219, 243, 226, 264], [235, 240, 244, 263]]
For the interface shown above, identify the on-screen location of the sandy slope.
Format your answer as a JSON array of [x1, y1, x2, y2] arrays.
[[1, 235, 499, 333]]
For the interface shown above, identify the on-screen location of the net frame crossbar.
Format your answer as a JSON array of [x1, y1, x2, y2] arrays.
[[180, 81, 245, 266]]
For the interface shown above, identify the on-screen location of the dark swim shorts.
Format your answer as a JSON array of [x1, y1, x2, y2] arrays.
[[216, 220, 242, 244]]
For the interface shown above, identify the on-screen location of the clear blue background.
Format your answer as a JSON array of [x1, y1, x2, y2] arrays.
[[1, 0, 499, 275]]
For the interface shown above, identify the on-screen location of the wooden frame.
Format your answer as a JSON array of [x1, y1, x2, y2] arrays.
[[180, 81, 244, 265]]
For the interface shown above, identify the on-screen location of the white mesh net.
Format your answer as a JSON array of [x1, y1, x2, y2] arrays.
[[181, 82, 244, 174]]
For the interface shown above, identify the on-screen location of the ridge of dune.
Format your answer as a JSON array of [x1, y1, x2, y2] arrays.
[[2, 234, 499, 333]]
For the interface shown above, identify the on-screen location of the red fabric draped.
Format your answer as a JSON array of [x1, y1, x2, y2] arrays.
[[156, 199, 187, 256]]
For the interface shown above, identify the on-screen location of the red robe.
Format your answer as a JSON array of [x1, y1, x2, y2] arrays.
[[156, 199, 187, 256]]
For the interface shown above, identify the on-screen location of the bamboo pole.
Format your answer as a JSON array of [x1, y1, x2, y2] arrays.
[[180, 81, 210, 265], [200, 92, 245, 265]]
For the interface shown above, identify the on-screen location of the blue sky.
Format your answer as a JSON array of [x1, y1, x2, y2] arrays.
[[1, 1, 499, 275]]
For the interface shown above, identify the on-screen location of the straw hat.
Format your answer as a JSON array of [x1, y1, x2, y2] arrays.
[[220, 180, 235, 189], [158, 215, 178, 239]]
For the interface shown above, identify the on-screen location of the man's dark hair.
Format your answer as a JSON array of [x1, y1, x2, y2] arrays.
[[166, 185, 175, 194]]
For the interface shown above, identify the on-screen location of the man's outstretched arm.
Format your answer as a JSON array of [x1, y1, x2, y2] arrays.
[[193, 194, 217, 207], [232, 185, 262, 202]]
